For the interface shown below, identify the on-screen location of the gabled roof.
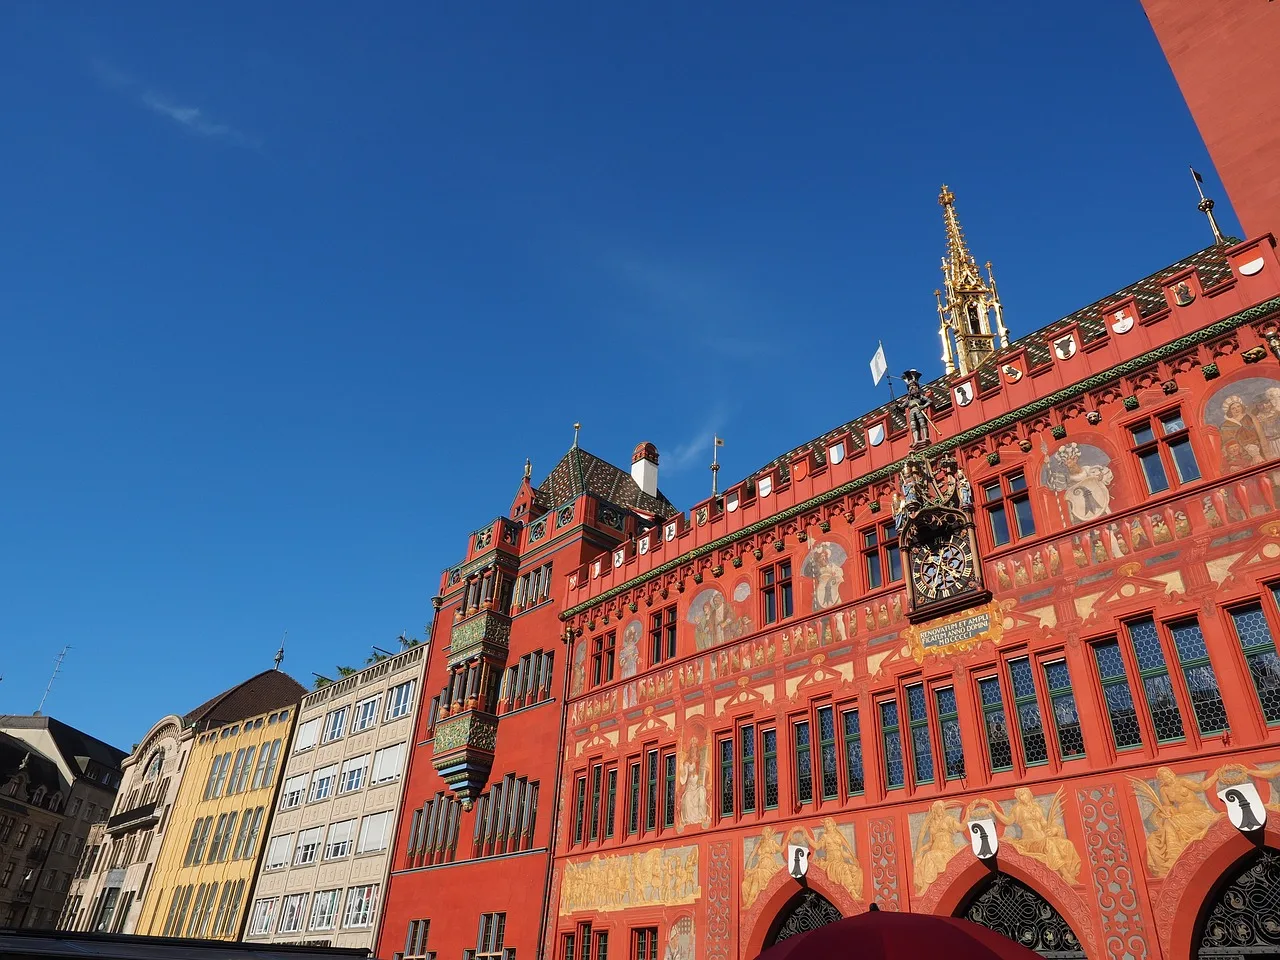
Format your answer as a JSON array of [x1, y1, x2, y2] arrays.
[[182, 670, 307, 731], [758, 239, 1242, 475], [534, 445, 678, 519], [0, 731, 62, 802], [0, 715, 126, 778]]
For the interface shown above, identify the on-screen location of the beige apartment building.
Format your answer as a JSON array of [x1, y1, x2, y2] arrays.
[[243, 644, 425, 950]]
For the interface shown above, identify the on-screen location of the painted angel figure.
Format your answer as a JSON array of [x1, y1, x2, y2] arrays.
[[980, 787, 1081, 885], [800, 818, 864, 901], [912, 801, 965, 894]]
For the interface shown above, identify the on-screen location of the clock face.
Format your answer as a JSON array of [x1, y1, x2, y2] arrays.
[[912, 533, 975, 602]]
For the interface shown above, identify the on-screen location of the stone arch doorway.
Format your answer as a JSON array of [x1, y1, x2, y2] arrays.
[[959, 873, 1086, 958], [765, 889, 843, 947], [1196, 848, 1280, 958]]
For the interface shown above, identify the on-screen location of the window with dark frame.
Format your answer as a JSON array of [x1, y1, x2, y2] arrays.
[[649, 606, 678, 666], [1042, 660, 1086, 759], [880, 700, 904, 789], [719, 738, 734, 818], [591, 633, 616, 688], [1008, 658, 1048, 766], [662, 751, 677, 828], [1093, 640, 1144, 750], [603, 767, 617, 839], [841, 709, 864, 795], [1124, 619, 1187, 743], [793, 720, 813, 804], [628, 761, 641, 835], [645, 750, 658, 832], [633, 928, 658, 960], [1167, 620, 1228, 735], [762, 728, 779, 810], [905, 684, 934, 785], [935, 687, 965, 779], [817, 706, 838, 801], [761, 561, 795, 625], [862, 524, 903, 591], [1130, 410, 1201, 495], [741, 724, 757, 813], [1229, 598, 1280, 723], [983, 471, 1035, 546], [588, 765, 603, 843], [572, 775, 587, 845]]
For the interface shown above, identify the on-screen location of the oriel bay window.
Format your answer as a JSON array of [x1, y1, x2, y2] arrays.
[[863, 523, 903, 591], [1130, 410, 1201, 494], [761, 561, 794, 625], [983, 470, 1035, 547]]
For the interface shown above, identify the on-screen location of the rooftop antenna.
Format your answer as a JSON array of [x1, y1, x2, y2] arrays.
[[710, 436, 724, 497], [36, 646, 70, 715], [1190, 166, 1225, 245], [572, 422, 581, 449], [274, 631, 287, 671]]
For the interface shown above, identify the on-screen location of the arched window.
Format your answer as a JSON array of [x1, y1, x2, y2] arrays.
[[765, 889, 843, 947], [1197, 848, 1280, 958], [144, 750, 164, 782], [31, 786, 46, 805], [960, 874, 1085, 958]]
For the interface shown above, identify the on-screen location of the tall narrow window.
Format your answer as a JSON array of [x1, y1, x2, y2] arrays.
[[762, 728, 779, 810], [604, 768, 617, 839], [628, 762, 641, 835], [983, 471, 1035, 547], [880, 700, 904, 789], [935, 687, 965, 779], [761, 561, 795, 625], [1168, 620, 1228, 735], [664, 607, 677, 660], [1230, 601, 1280, 723], [588, 766, 603, 843], [1008, 658, 1048, 765], [1126, 619, 1186, 742], [1131, 411, 1200, 494], [645, 751, 658, 832], [1042, 660, 1085, 759], [662, 752, 676, 828], [741, 725, 757, 813], [905, 684, 934, 784], [634, 928, 658, 960], [1093, 641, 1143, 749], [841, 709, 864, 795], [793, 720, 813, 804], [816, 706, 838, 800], [572, 776, 587, 845], [719, 739, 734, 818], [977, 677, 1013, 772]]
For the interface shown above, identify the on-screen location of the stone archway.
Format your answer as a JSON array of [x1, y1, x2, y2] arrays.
[[765, 889, 843, 947], [1196, 848, 1280, 958], [959, 874, 1086, 958]]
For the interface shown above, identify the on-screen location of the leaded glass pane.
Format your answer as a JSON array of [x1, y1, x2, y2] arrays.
[[879, 702, 903, 789], [841, 710, 864, 795], [1234, 602, 1280, 724], [817, 707, 838, 800], [978, 677, 1012, 771]]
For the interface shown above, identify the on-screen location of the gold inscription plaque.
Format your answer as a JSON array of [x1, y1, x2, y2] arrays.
[[902, 600, 1003, 663]]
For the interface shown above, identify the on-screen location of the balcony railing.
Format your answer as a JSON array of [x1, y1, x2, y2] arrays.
[[106, 801, 158, 835]]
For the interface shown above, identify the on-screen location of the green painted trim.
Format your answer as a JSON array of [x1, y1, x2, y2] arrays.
[[561, 295, 1280, 621]]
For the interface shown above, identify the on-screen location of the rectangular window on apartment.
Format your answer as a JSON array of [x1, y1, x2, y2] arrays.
[[294, 827, 323, 866], [280, 774, 309, 810], [1042, 660, 1086, 758], [322, 706, 349, 744], [663, 751, 677, 828], [279, 893, 308, 934], [741, 724, 757, 813], [1008, 658, 1049, 765], [353, 695, 382, 732], [719, 738, 735, 818], [935, 687, 965, 779], [213, 811, 238, 861], [404, 919, 433, 960], [192, 818, 213, 864], [386, 680, 416, 720], [358, 811, 392, 853], [905, 684, 934, 785], [309, 764, 339, 802], [294, 718, 321, 753], [816, 706, 839, 800], [182, 819, 204, 867], [225, 749, 248, 796], [340, 755, 370, 793], [880, 700, 904, 789], [372, 743, 406, 784], [793, 720, 813, 804], [324, 820, 356, 860], [1231, 599, 1280, 723], [233, 807, 265, 861], [977, 676, 1013, 771], [310, 889, 341, 931]]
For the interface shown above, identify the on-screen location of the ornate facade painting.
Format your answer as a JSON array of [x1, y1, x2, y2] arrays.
[[1130, 767, 1220, 877], [689, 587, 749, 651], [741, 820, 862, 909], [801, 540, 850, 643], [1204, 376, 1280, 471], [965, 788, 1081, 885], [663, 916, 694, 960], [910, 801, 967, 894], [619, 619, 642, 679], [558, 846, 700, 915], [676, 717, 711, 832], [1041, 441, 1116, 526], [570, 640, 587, 698]]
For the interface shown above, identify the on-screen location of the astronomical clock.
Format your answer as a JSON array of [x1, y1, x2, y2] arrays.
[[894, 452, 991, 624]]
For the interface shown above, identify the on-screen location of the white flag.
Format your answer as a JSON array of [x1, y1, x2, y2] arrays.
[[870, 342, 888, 386]]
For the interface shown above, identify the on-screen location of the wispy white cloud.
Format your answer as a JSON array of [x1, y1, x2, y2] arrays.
[[658, 403, 731, 476], [90, 57, 260, 149]]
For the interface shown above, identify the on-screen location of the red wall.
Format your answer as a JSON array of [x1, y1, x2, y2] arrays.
[[1142, 0, 1280, 241]]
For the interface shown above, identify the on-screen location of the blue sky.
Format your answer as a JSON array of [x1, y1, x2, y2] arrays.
[[0, 1, 1241, 753]]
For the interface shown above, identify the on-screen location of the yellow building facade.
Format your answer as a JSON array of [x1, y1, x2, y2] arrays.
[[136, 670, 306, 940]]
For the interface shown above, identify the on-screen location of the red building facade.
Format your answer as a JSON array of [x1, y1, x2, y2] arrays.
[[379, 195, 1280, 960]]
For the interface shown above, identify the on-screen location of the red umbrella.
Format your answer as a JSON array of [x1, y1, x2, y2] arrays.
[[753, 906, 1046, 960]]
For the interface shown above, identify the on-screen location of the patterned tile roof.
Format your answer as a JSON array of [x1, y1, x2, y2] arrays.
[[182, 669, 307, 731], [535, 446, 678, 519], [759, 239, 1241, 476]]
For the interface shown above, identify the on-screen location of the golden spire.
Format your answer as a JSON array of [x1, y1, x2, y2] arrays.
[[935, 185, 1009, 376]]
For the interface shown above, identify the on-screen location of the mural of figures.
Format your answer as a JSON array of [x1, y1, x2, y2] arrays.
[[1130, 767, 1223, 877], [663, 916, 694, 960], [689, 587, 749, 651], [619, 620, 642, 679], [677, 718, 711, 832], [570, 640, 587, 698], [741, 826, 785, 909], [741, 820, 862, 908], [910, 801, 966, 894], [967, 787, 1081, 885], [559, 846, 699, 914], [803, 817, 864, 902], [1205, 377, 1280, 470], [1041, 442, 1116, 525], [802, 540, 849, 644]]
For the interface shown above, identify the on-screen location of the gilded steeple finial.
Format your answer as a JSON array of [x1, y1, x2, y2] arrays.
[[935, 185, 1009, 376]]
